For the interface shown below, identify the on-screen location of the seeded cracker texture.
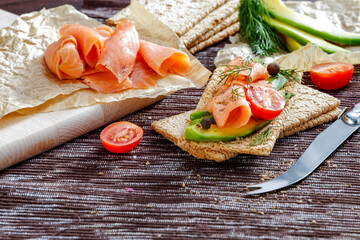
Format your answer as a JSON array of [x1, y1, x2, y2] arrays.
[[151, 65, 340, 161], [107, 0, 227, 37], [180, 0, 238, 47], [188, 11, 238, 49], [107, 0, 239, 53]]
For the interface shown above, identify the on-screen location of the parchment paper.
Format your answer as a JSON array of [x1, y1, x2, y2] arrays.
[[0, 0, 210, 171], [0, 1, 210, 119], [214, 0, 360, 68]]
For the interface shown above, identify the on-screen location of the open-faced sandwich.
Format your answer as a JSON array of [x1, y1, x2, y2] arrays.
[[151, 56, 342, 161]]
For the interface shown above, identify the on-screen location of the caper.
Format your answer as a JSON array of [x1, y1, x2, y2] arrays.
[[267, 62, 280, 76], [200, 117, 211, 130]]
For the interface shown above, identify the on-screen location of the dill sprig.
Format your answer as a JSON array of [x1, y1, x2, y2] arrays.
[[218, 64, 252, 86], [238, 0, 286, 57], [249, 127, 273, 147], [218, 56, 261, 86], [278, 69, 302, 83]]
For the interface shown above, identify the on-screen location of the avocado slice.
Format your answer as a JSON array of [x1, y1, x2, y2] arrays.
[[280, 33, 303, 52], [265, 0, 360, 45], [266, 17, 350, 54], [185, 117, 271, 142]]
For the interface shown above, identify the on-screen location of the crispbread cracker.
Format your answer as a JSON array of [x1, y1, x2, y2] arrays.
[[188, 11, 238, 49], [180, 0, 238, 47], [189, 23, 239, 54], [169, 107, 341, 162], [107, 0, 227, 37], [151, 65, 341, 161]]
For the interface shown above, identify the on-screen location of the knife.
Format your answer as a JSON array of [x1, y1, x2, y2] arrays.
[[246, 100, 360, 195]]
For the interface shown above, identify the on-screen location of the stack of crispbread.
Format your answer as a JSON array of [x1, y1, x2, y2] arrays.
[[151, 65, 341, 161], [107, 0, 240, 54]]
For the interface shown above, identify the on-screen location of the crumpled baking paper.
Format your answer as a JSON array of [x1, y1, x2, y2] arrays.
[[215, 0, 360, 68], [0, 0, 211, 119]]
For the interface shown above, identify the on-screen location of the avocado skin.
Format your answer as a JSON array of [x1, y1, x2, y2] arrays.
[[190, 110, 211, 121], [185, 118, 271, 142], [266, 0, 360, 45], [267, 18, 350, 54]]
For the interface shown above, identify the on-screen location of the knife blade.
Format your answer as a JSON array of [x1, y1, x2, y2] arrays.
[[246, 100, 360, 195]]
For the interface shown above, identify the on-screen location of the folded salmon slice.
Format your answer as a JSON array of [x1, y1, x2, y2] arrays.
[[96, 19, 139, 84], [139, 40, 191, 77], [45, 21, 191, 94], [44, 34, 85, 80], [207, 85, 251, 128], [95, 25, 114, 39], [60, 24, 107, 68], [129, 54, 160, 88], [224, 57, 268, 86], [82, 71, 133, 94]]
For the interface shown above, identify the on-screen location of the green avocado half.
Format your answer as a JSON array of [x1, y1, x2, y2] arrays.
[[185, 116, 271, 142], [266, 0, 360, 46]]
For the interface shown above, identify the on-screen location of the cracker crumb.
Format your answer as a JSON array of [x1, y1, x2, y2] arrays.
[[307, 199, 313, 203], [182, 183, 186, 188], [98, 172, 104, 176], [91, 211, 98, 215], [312, 220, 317, 224], [257, 210, 265, 215], [146, 161, 150, 165], [196, 174, 201, 177], [147, 204, 153, 208], [330, 197, 334, 201], [333, 164, 337, 168]]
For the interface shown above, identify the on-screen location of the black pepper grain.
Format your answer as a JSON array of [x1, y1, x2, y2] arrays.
[[200, 117, 211, 130], [267, 62, 280, 76]]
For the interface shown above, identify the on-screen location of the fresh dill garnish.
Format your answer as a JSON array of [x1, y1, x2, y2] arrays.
[[249, 127, 273, 146], [238, 0, 286, 56], [279, 69, 301, 83], [269, 68, 302, 90], [230, 85, 245, 100], [218, 64, 252, 86], [218, 56, 262, 87]]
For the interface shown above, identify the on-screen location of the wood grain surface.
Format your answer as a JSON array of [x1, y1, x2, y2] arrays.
[[1, 0, 360, 239]]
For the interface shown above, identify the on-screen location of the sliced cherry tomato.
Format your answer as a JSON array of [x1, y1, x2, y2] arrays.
[[310, 62, 354, 90], [100, 121, 143, 153], [245, 85, 285, 120]]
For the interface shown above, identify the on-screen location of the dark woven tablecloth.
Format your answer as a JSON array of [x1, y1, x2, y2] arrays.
[[1, 1, 360, 239]]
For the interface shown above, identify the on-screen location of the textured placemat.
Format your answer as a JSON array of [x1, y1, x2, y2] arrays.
[[1, 0, 360, 239]]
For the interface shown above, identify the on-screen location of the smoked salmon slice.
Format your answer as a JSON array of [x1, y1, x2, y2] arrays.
[[224, 57, 268, 85], [96, 19, 139, 84], [129, 54, 160, 88], [139, 40, 191, 77], [60, 24, 106, 68], [95, 25, 114, 39], [207, 85, 251, 128], [82, 71, 133, 94], [44, 34, 85, 80], [45, 21, 192, 94]]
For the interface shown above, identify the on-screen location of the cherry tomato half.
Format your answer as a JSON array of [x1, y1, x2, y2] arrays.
[[100, 121, 143, 153], [245, 85, 285, 120], [310, 62, 354, 90]]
